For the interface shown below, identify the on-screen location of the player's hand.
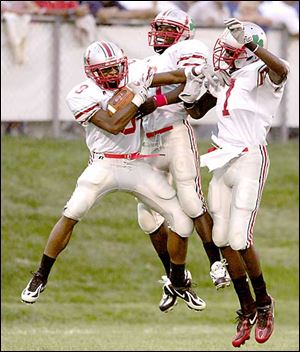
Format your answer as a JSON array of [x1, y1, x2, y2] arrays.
[[135, 96, 157, 119], [224, 18, 252, 45], [128, 82, 149, 107], [179, 76, 204, 104], [185, 64, 229, 89], [213, 70, 231, 87]]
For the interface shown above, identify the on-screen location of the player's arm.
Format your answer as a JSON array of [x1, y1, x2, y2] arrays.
[[184, 91, 217, 120], [245, 42, 289, 84], [91, 85, 148, 134], [90, 103, 139, 135], [137, 83, 185, 118], [225, 18, 289, 84], [151, 69, 186, 86]]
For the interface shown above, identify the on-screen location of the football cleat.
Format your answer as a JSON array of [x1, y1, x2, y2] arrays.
[[232, 309, 257, 347], [21, 272, 47, 304], [210, 258, 231, 289], [158, 275, 178, 313], [255, 296, 275, 343], [162, 270, 206, 311]]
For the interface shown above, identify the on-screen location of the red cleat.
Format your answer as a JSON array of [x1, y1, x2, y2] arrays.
[[232, 309, 257, 347], [255, 297, 275, 344]]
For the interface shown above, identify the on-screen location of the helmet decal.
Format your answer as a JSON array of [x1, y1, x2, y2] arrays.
[[252, 34, 264, 48]]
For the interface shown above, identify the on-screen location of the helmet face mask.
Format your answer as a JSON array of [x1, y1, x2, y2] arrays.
[[213, 22, 267, 71], [148, 9, 195, 53], [84, 41, 128, 90]]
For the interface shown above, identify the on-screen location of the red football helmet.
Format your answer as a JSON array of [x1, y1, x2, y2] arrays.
[[84, 41, 128, 90]]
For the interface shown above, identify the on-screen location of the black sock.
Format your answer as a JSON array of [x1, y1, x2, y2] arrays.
[[158, 252, 171, 277], [37, 254, 56, 280], [203, 242, 221, 266], [169, 262, 185, 287], [232, 275, 256, 314], [250, 274, 271, 307]]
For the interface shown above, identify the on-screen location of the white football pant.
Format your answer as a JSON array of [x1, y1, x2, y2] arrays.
[[137, 120, 207, 234], [63, 157, 194, 238], [208, 146, 269, 250]]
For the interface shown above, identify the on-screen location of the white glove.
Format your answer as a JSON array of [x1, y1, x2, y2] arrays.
[[224, 18, 252, 45], [211, 70, 231, 88], [179, 76, 204, 104], [127, 82, 148, 107], [185, 64, 230, 89]]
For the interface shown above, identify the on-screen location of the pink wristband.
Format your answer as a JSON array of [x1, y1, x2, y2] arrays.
[[154, 94, 168, 107]]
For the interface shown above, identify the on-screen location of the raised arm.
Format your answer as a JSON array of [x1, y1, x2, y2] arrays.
[[225, 18, 289, 84], [245, 42, 289, 84]]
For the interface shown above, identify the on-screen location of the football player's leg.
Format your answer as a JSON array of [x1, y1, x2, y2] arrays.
[[22, 161, 115, 304], [135, 167, 206, 310], [229, 173, 273, 342], [137, 201, 170, 275], [208, 172, 256, 346], [170, 131, 225, 286]]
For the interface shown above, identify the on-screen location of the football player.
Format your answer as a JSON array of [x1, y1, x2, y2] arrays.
[[179, 18, 289, 347], [135, 8, 233, 313], [21, 40, 207, 312]]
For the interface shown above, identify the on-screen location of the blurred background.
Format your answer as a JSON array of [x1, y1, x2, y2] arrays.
[[1, 0, 299, 141]]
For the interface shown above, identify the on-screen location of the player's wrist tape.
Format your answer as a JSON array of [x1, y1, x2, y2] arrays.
[[154, 94, 168, 107], [132, 94, 145, 107]]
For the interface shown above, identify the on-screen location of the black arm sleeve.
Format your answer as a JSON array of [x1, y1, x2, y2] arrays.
[[184, 91, 217, 119]]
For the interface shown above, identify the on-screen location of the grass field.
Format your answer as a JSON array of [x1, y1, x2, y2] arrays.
[[1, 136, 299, 351]]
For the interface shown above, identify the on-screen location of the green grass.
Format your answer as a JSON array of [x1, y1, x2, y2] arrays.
[[1, 136, 299, 351]]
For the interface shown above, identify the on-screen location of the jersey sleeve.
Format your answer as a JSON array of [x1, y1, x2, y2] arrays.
[[263, 58, 290, 90], [247, 59, 290, 91], [174, 40, 209, 69], [66, 82, 102, 126]]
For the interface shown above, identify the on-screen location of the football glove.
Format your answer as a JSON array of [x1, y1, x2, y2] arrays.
[[179, 76, 204, 104], [127, 82, 149, 107], [224, 18, 252, 45]]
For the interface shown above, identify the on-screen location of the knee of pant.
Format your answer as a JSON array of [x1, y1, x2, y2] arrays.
[[137, 203, 164, 234], [212, 225, 228, 247], [229, 234, 247, 251], [63, 185, 97, 221], [234, 179, 260, 211], [177, 183, 205, 218], [170, 215, 194, 238]]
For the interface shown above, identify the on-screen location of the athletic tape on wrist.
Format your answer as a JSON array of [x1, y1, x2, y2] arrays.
[[132, 94, 144, 107]]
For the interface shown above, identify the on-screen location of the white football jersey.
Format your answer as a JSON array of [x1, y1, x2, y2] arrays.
[[142, 39, 209, 133], [213, 59, 289, 147], [66, 60, 148, 154]]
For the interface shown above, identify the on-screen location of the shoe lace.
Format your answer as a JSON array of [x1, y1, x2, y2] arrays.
[[28, 271, 45, 291], [211, 260, 228, 277], [220, 258, 228, 266], [257, 307, 271, 327]]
